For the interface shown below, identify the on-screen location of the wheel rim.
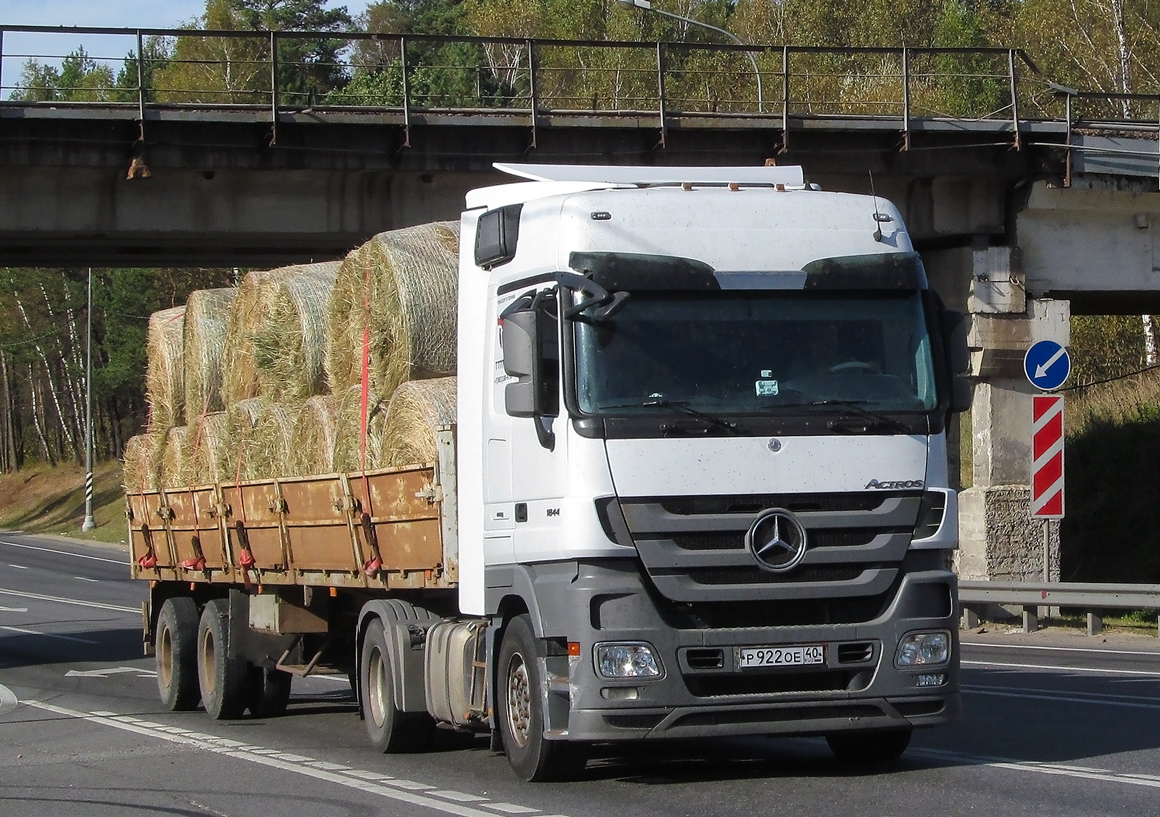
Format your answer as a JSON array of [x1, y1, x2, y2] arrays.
[[367, 646, 387, 728], [505, 651, 531, 748], [158, 623, 173, 690], [200, 626, 217, 698]]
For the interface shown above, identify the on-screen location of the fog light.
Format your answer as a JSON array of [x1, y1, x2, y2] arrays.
[[601, 687, 640, 700], [916, 673, 946, 688], [595, 643, 662, 679], [895, 631, 950, 667]]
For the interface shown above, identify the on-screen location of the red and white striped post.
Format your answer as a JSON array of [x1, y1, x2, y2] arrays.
[[1031, 394, 1064, 519]]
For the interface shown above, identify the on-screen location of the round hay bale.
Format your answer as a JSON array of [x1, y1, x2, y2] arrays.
[[184, 288, 238, 418], [221, 269, 281, 405], [382, 377, 457, 467], [223, 398, 297, 482], [253, 261, 340, 401], [144, 306, 186, 429], [286, 394, 341, 476], [160, 426, 192, 489], [332, 385, 388, 473], [324, 222, 460, 397], [189, 411, 230, 485], [122, 432, 163, 493]]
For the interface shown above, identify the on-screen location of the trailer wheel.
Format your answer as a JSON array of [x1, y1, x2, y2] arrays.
[[497, 614, 586, 782], [825, 728, 912, 764], [247, 666, 292, 718], [156, 597, 200, 711], [197, 598, 248, 719], [359, 618, 431, 752]]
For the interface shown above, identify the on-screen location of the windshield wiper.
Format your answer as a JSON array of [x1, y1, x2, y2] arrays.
[[598, 398, 740, 436], [805, 399, 910, 432]]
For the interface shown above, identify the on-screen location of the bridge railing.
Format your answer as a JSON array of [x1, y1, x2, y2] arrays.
[[0, 25, 1067, 145]]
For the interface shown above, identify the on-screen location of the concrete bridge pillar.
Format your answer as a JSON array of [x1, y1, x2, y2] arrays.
[[925, 246, 1065, 583]]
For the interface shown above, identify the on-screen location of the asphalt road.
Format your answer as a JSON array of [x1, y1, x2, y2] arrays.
[[3, 530, 1160, 817]]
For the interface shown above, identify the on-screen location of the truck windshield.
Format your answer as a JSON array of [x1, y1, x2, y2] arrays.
[[574, 290, 938, 416]]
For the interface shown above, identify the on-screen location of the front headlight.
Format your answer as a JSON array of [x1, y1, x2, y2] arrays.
[[595, 643, 663, 679], [895, 630, 950, 667]]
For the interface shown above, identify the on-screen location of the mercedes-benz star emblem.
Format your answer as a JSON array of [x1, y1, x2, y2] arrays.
[[745, 508, 808, 573]]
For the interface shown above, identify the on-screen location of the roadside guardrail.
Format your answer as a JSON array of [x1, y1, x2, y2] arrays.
[[958, 580, 1160, 637]]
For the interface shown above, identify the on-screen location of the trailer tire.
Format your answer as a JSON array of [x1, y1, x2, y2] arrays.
[[825, 728, 912, 764], [197, 598, 249, 719], [156, 597, 200, 711], [248, 666, 292, 718], [360, 618, 432, 752], [497, 614, 586, 782]]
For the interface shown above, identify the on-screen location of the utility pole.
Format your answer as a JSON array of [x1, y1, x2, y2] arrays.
[[82, 267, 95, 532]]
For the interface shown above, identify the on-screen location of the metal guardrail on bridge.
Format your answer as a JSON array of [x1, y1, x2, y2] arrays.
[[0, 25, 1062, 150], [959, 580, 1160, 637]]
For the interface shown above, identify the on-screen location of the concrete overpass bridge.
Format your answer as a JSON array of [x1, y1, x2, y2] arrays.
[[5, 25, 1160, 582]]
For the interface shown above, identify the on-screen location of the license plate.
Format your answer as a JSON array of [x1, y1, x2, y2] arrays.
[[738, 644, 825, 669]]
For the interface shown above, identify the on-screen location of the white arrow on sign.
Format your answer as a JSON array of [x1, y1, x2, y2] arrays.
[[1035, 346, 1068, 379], [0, 605, 28, 613], [65, 666, 157, 679]]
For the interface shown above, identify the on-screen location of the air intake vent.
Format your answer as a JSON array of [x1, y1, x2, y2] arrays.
[[837, 642, 875, 663], [684, 648, 724, 669]]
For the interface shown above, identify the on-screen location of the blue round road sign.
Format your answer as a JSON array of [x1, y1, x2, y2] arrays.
[[1024, 340, 1071, 391]]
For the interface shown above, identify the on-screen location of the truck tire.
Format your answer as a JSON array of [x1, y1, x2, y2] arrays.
[[248, 666, 292, 718], [155, 597, 200, 711], [359, 618, 432, 752], [497, 614, 586, 782], [825, 728, 912, 764], [197, 598, 249, 719]]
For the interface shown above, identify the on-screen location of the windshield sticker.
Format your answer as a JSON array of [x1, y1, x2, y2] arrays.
[[755, 372, 779, 397]]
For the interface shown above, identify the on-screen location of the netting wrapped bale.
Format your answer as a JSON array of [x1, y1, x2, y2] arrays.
[[160, 426, 193, 489], [285, 394, 342, 476], [253, 261, 340, 401], [223, 398, 297, 482], [189, 411, 230, 485], [222, 269, 281, 405], [144, 306, 186, 429], [332, 385, 388, 473], [184, 288, 238, 418], [382, 377, 457, 467], [325, 222, 460, 397], [122, 432, 164, 493]]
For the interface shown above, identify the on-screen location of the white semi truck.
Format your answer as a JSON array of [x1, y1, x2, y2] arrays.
[[130, 163, 969, 781]]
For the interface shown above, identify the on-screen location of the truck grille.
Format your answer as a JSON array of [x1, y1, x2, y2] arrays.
[[619, 492, 921, 604]]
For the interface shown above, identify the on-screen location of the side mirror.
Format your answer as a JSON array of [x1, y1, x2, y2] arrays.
[[942, 309, 970, 375], [950, 376, 972, 414]]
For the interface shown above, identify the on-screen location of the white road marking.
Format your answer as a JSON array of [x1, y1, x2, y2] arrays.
[[24, 700, 555, 817], [0, 605, 28, 612], [0, 540, 127, 565], [963, 659, 1160, 678], [74, 576, 99, 583], [913, 747, 1160, 791], [0, 587, 138, 613], [484, 804, 539, 814], [65, 666, 157, 679], [964, 685, 1160, 711], [1, 625, 98, 644], [8, 564, 28, 570], [966, 641, 1160, 658], [0, 682, 18, 717]]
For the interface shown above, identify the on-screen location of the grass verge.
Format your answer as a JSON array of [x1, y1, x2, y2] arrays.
[[0, 460, 127, 545]]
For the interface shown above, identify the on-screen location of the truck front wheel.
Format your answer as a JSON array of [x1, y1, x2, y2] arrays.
[[825, 728, 912, 764], [359, 618, 431, 752], [197, 598, 249, 719], [497, 615, 585, 782], [156, 597, 200, 711]]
